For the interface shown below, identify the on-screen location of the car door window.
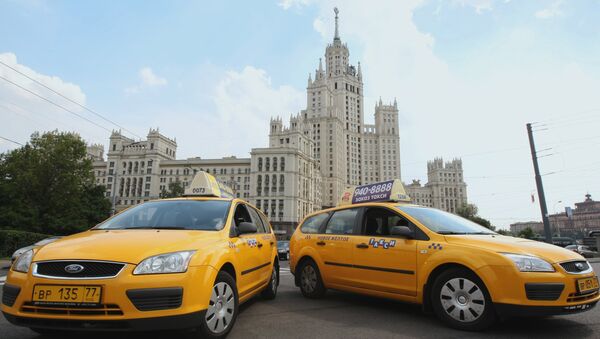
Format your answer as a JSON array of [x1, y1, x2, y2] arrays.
[[248, 206, 267, 233], [363, 207, 409, 236], [325, 209, 359, 235], [233, 204, 253, 228], [301, 213, 329, 234], [259, 212, 272, 233]]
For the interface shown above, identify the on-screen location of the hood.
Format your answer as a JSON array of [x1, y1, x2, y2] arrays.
[[445, 234, 583, 263], [33, 230, 221, 264]]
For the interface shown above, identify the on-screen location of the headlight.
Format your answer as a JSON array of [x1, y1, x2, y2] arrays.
[[13, 249, 34, 273], [502, 253, 555, 272], [133, 251, 195, 275]]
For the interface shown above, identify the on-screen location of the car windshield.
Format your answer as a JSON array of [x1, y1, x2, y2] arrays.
[[277, 241, 289, 249], [95, 200, 231, 231], [397, 206, 496, 235]]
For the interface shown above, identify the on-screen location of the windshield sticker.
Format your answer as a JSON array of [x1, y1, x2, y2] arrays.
[[369, 238, 396, 249], [428, 243, 443, 250]]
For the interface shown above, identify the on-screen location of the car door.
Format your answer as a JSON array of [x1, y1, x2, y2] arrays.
[[231, 203, 264, 297], [247, 206, 273, 283], [350, 206, 418, 297], [316, 208, 360, 287]]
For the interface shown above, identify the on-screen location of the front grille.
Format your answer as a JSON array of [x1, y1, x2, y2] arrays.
[[560, 261, 591, 274], [34, 261, 125, 279], [2, 284, 21, 307], [525, 283, 564, 300], [567, 290, 600, 303], [127, 287, 183, 311], [21, 302, 123, 316]]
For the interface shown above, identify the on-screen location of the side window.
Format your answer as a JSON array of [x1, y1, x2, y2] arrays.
[[259, 212, 272, 233], [248, 206, 267, 233], [300, 213, 329, 234], [325, 209, 359, 235], [363, 207, 409, 236], [233, 204, 253, 228]]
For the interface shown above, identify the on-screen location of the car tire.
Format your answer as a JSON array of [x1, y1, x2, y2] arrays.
[[298, 259, 326, 299], [261, 262, 279, 300], [195, 271, 239, 338], [431, 268, 496, 331]]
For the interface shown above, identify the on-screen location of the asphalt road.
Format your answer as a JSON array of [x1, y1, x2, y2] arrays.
[[1, 262, 599, 339]]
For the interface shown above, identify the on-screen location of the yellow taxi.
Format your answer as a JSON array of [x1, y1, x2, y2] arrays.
[[290, 179, 599, 331], [2, 171, 279, 338]]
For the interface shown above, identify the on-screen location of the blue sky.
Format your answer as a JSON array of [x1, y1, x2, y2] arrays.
[[1, 0, 600, 229]]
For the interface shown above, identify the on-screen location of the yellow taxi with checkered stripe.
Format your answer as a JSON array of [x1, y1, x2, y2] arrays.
[[2, 171, 279, 338], [290, 179, 599, 331]]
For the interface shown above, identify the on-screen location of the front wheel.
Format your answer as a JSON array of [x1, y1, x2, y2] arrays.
[[431, 268, 496, 331], [195, 271, 238, 338]]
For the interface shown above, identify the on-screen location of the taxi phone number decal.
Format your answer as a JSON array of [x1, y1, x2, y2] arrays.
[[352, 181, 394, 203]]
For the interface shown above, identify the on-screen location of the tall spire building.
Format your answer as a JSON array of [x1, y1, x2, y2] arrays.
[[271, 7, 401, 207]]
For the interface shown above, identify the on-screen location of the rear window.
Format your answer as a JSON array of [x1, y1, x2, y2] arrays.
[[325, 209, 359, 235], [300, 213, 329, 234]]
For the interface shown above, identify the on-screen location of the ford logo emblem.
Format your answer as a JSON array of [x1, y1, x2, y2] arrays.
[[64, 264, 84, 274]]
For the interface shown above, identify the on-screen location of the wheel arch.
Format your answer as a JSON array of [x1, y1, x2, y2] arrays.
[[293, 255, 317, 287], [422, 262, 482, 314], [218, 262, 237, 282]]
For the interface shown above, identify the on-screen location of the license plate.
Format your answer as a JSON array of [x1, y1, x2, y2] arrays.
[[32, 285, 102, 305], [577, 276, 599, 294]]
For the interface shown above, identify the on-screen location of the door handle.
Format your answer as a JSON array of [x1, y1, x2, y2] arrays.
[[356, 243, 369, 249], [270, 241, 274, 245], [257, 242, 264, 248], [316, 241, 326, 246]]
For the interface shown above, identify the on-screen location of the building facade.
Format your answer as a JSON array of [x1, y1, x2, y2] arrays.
[[404, 158, 468, 213]]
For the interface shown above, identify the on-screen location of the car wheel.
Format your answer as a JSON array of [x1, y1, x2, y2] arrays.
[[431, 268, 496, 331], [196, 271, 238, 338], [298, 259, 326, 298], [262, 262, 279, 300]]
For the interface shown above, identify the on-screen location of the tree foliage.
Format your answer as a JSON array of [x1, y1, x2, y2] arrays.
[[160, 181, 184, 199], [456, 203, 496, 231], [518, 227, 536, 239], [0, 131, 111, 235]]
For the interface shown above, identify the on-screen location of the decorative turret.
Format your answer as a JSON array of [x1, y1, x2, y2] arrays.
[[308, 72, 312, 86], [357, 61, 362, 81]]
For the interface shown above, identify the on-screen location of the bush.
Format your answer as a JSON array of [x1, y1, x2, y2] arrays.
[[0, 229, 51, 258]]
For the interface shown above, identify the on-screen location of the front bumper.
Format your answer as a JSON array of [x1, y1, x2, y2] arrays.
[[2, 309, 206, 331], [495, 300, 598, 318], [1, 264, 217, 330]]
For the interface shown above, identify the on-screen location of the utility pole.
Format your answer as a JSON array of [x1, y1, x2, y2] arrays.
[[526, 123, 552, 243]]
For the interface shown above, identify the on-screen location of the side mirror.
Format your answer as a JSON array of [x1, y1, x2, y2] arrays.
[[391, 226, 414, 238], [238, 222, 257, 235]]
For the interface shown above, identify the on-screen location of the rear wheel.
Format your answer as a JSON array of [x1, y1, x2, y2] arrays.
[[431, 268, 496, 331], [262, 262, 279, 299], [298, 259, 326, 298], [195, 271, 238, 338]]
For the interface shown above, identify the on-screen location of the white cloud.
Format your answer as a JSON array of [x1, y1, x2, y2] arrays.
[[452, 0, 494, 14], [278, 0, 312, 10], [125, 67, 167, 94], [211, 66, 304, 155], [0, 52, 108, 152], [535, 0, 563, 19]]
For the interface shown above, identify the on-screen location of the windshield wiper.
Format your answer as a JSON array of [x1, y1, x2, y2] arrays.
[[437, 231, 468, 235]]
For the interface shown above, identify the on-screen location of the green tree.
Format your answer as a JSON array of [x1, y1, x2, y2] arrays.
[[518, 227, 536, 239], [496, 229, 512, 236], [0, 131, 111, 235], [456, 203, 496, 231], [160, 181, 184, 198]]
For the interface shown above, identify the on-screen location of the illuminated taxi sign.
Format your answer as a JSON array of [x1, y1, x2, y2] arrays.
[[339, 179, 411, 206], [184, 171, 235, 199]]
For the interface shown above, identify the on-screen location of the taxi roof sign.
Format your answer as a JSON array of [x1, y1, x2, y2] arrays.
[[183, 171, 235, 199], [338, 179, 411, 206]]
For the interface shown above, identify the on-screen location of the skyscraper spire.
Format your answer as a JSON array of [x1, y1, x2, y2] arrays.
[[334, 7, 340, 41]]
